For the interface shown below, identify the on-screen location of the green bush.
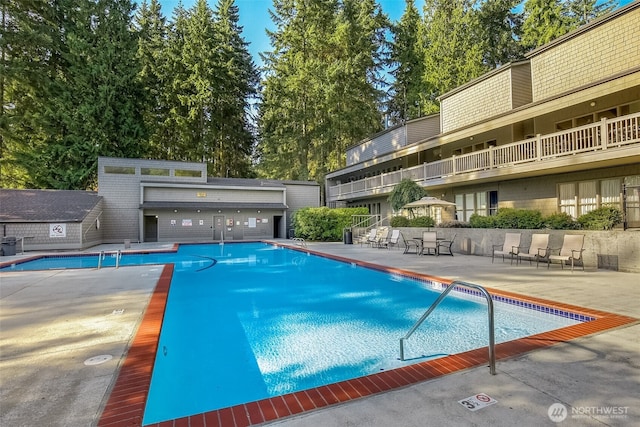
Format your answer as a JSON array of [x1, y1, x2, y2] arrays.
[[577, 206, 623, 230], [544, 212, 578, 230], [494, 208, 543, 229], [390, 216, 411, 227], [409, 216, 435, 227], [293, 207, 368, 241], [469, 214, 496, 228]]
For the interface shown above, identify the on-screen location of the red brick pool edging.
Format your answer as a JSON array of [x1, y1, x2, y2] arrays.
[[97, 248, 638, 427]]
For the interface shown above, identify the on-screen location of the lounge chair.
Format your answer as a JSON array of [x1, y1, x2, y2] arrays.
[[402, 232, 420, 254], [380, 229, 401, 250], [517, 233, 550, 267], [492, 232, 521, 264], [437, 233, 456, 256], [360, 228, 377, 247], [373, 228, 389, 248], [548, 234, 585, 271], [420, 231, 438, 256]]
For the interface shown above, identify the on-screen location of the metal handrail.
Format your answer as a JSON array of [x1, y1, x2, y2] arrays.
[[97, 250, 122, 269], [399, 280, 496, 375]]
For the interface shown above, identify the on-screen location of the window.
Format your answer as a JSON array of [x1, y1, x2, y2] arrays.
[[104, 166, 135, 174], [558, 179, 621, 218], [455, 191, 497, 221], [141, 168, 170, 176], [175, 169, 202, 178], [559, 183, 576, 218], [578, 181, 597, 215], [601, 179, 621, 206]]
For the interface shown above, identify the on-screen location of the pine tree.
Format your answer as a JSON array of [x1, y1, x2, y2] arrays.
[[210, 0, 259, 177], [259, 0, 339, 182], [135, 0, 172, 160], [388, 0, 425, 124], [521, 0, 571, 50], [421, 0, 488, 112], [566, 0, 617, 27], [258, 0, 386, 186], [476, 0, 524, 69]]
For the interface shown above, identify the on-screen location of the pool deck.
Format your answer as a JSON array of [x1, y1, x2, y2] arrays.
[[0, 240, 638, 426]]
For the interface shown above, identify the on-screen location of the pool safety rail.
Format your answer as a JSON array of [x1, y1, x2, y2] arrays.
[[399, 280, 496, 375], [291, 237, 307, 248], [97, 250, 122, 269]]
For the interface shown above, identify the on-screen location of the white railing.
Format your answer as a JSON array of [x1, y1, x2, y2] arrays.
[[329, 113, 640, 201]]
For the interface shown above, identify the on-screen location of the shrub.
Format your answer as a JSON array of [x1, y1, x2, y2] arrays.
[[293, 207, 368, 241], [409, 216, 435, 227], [494, 208, 543, 229], [577, 206, 623, 230], [469, 214, 496, 228], [390, 216, 410, 227], [544, 212, 578, 230]]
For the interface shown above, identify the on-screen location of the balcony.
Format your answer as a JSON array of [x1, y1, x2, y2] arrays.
[[328, 113, 640, 202]]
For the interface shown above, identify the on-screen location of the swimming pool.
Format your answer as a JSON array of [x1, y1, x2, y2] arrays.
[[134, 243, 582, 425], [5, 243, 621, 427]]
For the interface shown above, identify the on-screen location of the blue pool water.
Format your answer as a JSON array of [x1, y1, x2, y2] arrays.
[[1, 243, 583, 424]]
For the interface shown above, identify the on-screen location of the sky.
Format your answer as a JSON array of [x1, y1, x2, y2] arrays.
[[153, 0, 634, 68]]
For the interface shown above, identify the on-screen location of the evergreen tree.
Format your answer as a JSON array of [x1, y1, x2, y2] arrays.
[[521, 0, 571, 50], [135, 0, 172, 160], [2, 0, 146, 189], [476, 0, 524, 68], [388, 0, 425, 124], [210, 0, 259, 177], [258, 0, 386, 187], [567, 0, 617, 27], [421, 0, 488, 113], [259, 0, 339, 182]]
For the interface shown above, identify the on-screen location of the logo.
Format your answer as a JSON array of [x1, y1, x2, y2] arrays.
[[548, 403, 568, 422]]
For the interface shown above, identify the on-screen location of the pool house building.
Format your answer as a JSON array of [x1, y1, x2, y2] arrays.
[[0, 158, 319, 250], [325, 2, 640, 229]]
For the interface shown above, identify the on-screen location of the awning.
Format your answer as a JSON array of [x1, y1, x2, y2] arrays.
[[140, 201, 288, 210]]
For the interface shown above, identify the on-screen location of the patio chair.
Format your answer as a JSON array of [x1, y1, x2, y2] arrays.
[[548, 234, 585, 271], [373, 228, 389, 248], [420, 231, 438, 256], [359, 228, 377, 246], [492, 232, 521, 264], [402, 232, 420, 254], [517, 233, 550, 267], [380, 229, 401, 250], [437, 233, 456, 256]]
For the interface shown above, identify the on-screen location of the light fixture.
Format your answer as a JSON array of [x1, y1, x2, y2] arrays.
[[257, 210, 261, 213], [237, 210, 241, 213], [173, 209, 178, 213], [218, 209, 221, 213], [590, 101, 596, 107], [197, 209, 201, 213]]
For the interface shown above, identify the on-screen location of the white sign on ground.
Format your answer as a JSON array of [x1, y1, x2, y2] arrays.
[[459, 393, 498, 411]]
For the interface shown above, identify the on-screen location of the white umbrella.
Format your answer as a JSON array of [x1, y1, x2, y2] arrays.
[[402, 197, 456, 209]]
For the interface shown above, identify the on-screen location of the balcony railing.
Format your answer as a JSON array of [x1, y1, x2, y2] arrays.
[[328, 113, 640, 202]]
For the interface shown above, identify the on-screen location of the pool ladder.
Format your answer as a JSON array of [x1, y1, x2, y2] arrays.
[[399, 280, 496, 375], [97, 250, 122, 269]]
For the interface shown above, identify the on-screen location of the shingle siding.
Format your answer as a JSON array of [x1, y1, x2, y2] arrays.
[[529, 7, 640, 102]]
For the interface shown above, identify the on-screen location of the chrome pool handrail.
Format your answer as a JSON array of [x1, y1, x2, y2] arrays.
[[399, 280, 496, 375]]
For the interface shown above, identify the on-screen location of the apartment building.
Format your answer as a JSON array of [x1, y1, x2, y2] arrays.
[[326, 2, 640, 229]]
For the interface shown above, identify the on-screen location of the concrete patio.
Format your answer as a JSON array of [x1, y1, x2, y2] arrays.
[[0, 241, 638, 426]]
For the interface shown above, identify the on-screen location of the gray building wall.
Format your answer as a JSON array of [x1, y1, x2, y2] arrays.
[[98, 157, 320, 243], [2, 199, 103, 251]]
